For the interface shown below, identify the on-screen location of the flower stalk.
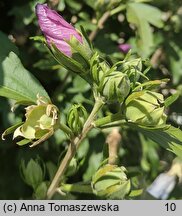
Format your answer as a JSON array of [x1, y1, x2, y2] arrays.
[[59, 123, 74, 138], [93, 113, 125, 128], [60, 183, 93, 194]]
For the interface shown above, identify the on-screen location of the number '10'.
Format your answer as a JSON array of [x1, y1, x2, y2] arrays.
[[165, 203, 176, 211]]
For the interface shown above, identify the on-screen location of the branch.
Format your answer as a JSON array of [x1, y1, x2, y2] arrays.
[[47, 99, 104, 199], [89, 11, 110, 42]]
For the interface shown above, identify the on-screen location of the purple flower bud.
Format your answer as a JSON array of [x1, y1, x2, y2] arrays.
[[35, 4, 82, 56], [118, 43, 131, 54]]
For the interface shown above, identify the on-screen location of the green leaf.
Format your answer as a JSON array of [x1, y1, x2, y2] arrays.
[[77, 139, 89, 159], [20, 159, 45, 190], [164, 92, 180, 107], [46, 162, 57, 181], [129, 189, 143, 197], [129, 124, 182, 158], [83, 152, 103, 181], [29, 35, 46, 43], [0, 52, 50, 104], [133, 79, 169, 91], [67, 76, 90, 93], [167, 41, 182, 84], [17, 139, 31, 146], [126, 3, 163, 57], [139, 134, 160, 177], [65, 0, 82, 11], [34, 182, 47, 199]]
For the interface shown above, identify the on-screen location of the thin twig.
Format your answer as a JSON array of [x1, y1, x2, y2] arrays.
[[47, 136, 86, 199], [150, 47, 163, 68], [89, 11, 110, 42]]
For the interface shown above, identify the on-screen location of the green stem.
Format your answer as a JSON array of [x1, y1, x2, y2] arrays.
[[59, 123, 74, 137], [98, 121, 126, 129], [83, 98, 104, 130], [47, 99, 104, 199], [110, 5, 126, 16], [93, 113, 124, 127], [61, 183, 93, 194]]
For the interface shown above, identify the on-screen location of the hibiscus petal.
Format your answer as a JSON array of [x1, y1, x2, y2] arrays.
[[36, 3, 82, 56]]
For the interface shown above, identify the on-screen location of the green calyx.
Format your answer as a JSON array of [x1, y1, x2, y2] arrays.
[[13, 96, 59, 146], [92, 164, 131, 199], [125, 90, 167, 126], [48, 32, 94, 84]]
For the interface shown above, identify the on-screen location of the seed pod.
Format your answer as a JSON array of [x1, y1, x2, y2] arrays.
[[92, 164, 130, 199]]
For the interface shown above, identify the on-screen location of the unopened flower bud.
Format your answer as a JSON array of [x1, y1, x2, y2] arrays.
[[90, 53, 111, 85], [67, 104, 88, 135], [121, 58, 142, 82], [13, 96, 59, 147], [125, 90, 167, 126], [92, 164, 130, 199], [36, 3, 82, 57], [102, 71, 130, 103], [36, 4, 93, 80]]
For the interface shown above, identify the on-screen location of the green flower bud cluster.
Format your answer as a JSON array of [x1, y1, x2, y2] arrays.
[[67, 104, 88, 135], [13, 96, 59, 147], [125, 90, 167, 126], [90, 53, 131, 104], [92, 164, 130, 199]]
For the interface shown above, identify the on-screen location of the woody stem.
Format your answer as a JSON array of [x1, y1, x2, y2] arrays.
[[47, 99, 104, 199]]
